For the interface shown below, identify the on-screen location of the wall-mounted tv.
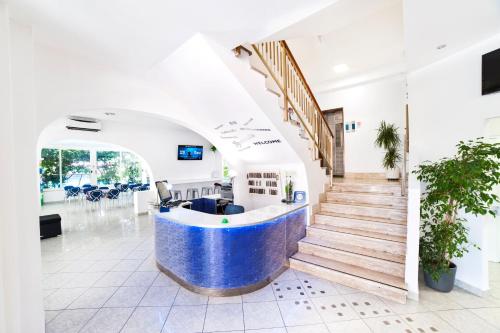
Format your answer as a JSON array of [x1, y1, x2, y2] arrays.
[[482, 48, 500, 95], [178, 145, 203, 160]]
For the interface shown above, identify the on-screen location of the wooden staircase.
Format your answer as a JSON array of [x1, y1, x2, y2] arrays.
[[234, 43, 409, 303], [290, 176, 408, 303]]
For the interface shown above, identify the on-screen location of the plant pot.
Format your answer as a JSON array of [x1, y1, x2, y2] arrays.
[[423, 262, 457, 292], [386, 167, 400, 180]]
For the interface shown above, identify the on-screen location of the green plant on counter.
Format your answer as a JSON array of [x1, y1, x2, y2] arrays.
[[210, 145, 217, 153], [285, 177, 294, 202], [375, 121, 401, 169], [414, 138, 500, 281]]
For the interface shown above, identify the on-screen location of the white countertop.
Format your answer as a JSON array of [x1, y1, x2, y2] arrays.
[[156, 203, 308, 228]]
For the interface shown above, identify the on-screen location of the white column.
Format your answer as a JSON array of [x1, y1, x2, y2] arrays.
[[0, 4, 44, 332]]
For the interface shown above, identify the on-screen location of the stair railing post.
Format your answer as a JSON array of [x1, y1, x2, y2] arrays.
[[282, 42, 289, 122]]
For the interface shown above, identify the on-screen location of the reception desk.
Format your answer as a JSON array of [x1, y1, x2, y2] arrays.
[[155, 203, 307, 296]]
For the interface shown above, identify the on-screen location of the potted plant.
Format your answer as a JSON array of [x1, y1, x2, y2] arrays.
[[414, 138, 500, 292], [284, 176, 294, 203], [375, 121, 402, 180]]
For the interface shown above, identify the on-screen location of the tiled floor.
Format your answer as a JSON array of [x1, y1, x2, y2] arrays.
[[41, 202, 500, 333]]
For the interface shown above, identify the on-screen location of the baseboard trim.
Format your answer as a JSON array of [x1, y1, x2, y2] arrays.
[[455, 279, 488, 297], [406, 290, 419, 301]]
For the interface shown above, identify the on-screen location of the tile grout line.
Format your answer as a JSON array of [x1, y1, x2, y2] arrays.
[[73, 242, 154, 332], [159, 282, 181, 333], [117, 277, 156, 333]]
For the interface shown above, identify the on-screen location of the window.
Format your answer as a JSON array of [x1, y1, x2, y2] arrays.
[[40, 148, 61, 189], [39, 148, 148, 189], [61, 149, 91, 186], [121, 152, 142, 183], [97, 151, 121, 185]]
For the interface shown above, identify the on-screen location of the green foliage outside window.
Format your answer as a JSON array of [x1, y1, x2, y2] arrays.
[[40, 148, 61, 189], [39, 148, 147, 189], [121, 152, 142, 183], [61, 149, 91, 184], [97, 151, 121, 185]]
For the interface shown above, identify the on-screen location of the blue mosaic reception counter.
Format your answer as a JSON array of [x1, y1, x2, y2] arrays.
[[155, 203, 307, 296]]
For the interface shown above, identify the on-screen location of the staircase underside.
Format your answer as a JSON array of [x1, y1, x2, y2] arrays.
[[290, 175, 408, 304]]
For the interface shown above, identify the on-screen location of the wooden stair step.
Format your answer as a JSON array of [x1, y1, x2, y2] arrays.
[[330, 182, 401, 195], [299, 237, 405, 278], [324, 200, 407, 212], [306, 227, 406, 263], [326, 191, 407, 208], [314, 214, 407, 242], [316, 211, 407, 226], [312, 222, 406, 243], [290, 253, 407, 303], [321, 202, 407, 222]]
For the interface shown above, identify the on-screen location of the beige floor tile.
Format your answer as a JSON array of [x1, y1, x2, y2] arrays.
[[243, 301, 284, 330], [401, 312, 457, 333], [436, 309, 500, 333], [362, 315, 413, 333], [470, 307, 500, 329]]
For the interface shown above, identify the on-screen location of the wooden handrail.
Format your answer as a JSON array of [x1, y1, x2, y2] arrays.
[[280, 41, 334, 139], [232, 45, 252, 57], [251, 41, 335, 178]]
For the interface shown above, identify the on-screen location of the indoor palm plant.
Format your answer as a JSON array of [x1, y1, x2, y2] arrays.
[[375, 121, 402, 179], [414, 138, 500, 292]]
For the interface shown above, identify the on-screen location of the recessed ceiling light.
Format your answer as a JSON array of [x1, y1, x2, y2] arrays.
[[333, 64, 349, 73], [104, 112, 116, 116], [436, 44, 447, 50]]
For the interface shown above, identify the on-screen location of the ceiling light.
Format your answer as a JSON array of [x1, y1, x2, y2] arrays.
[[333, 64, 349, 73], [104, 112, 116, 116], [436, 44, 447, 50]]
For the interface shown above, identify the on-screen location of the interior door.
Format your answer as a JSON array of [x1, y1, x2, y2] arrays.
[[323, 108, 344, 176]]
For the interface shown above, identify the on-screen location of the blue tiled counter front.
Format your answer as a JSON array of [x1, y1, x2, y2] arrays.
[[155, 204, 307, 295]]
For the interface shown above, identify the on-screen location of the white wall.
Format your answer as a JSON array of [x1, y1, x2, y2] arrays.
[[209, 38, 329, 214], [0, 10, 44, 333], [407, 32, 500, 293], [316, 76, 406, 173], [39, 118, 222, 185]]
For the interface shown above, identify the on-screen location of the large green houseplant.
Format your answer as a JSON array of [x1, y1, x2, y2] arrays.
[[414, 138, 500, 291], [375, 121, 402, 179]]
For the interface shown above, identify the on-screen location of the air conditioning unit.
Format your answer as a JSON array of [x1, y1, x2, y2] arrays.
[[66, 116, 102, 132]]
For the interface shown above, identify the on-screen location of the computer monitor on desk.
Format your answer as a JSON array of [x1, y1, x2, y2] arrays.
[[220, 183, 233, 200], [155, 180, 172, 205]]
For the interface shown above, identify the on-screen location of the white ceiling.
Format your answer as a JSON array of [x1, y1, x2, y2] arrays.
[[78, 109, 188, 131], [7, 0, 335, 71], [404, 0, 500, 70], [269, 0, 500, 93], [283, 0, 404, 92], [6, 0, 500, 100]]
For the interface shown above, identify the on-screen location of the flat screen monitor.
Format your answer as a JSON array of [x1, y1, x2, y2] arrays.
[[178, 145, 203, 160], [482, 48, 500, 95]]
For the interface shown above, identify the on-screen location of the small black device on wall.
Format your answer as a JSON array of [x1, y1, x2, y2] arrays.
[[482, 47, 500, 95]]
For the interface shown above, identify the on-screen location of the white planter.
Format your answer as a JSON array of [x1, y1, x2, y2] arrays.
[[386, 167, 400, 180]]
